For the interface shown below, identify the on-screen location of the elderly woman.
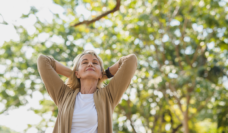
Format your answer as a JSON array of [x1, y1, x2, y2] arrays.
[[37, 50, 137, 133]]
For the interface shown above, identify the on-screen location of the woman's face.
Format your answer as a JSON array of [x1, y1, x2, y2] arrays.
[[75, 54, 102, 80]]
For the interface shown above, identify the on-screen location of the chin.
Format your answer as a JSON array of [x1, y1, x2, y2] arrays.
[[83, 74, 99, 80]]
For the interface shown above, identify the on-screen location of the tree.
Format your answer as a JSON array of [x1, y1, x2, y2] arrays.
[[0, 0, 228, 132]]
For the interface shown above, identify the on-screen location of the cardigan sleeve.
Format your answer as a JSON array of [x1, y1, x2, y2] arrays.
[[37, 54, 65, 106], [104, 54, 137, 107]]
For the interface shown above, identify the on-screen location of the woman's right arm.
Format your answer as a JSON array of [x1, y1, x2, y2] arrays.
[[55, 60, 72, 78], [37, 54, 70, 106]]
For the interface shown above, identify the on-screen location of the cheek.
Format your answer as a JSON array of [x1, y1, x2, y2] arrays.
[[96, 66, 102, 72], [77, 66, 84, 74], [78, 65, 85, 70]]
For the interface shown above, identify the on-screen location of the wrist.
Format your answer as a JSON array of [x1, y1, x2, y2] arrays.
[[105, 67, 114, 78]]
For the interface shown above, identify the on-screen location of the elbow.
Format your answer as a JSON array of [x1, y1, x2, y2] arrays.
[[37, 54, 56, 71], [37, 54, 45, 64], [128, 54, 138, 67], [129, 54, 137, 60], [37, 54, 47, 69], [118, 54, 138, 69], [38, 54, 45, 59]]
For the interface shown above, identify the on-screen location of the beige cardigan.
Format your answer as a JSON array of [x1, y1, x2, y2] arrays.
[[37, 54, 137, 133]]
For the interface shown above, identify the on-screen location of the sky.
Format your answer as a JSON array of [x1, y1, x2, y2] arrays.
[[0, 0, 228, 133]]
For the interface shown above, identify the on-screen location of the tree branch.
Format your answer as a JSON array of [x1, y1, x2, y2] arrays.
[[164, 5, 182, 70], [168, 83, 184, 113], [171, 88, 214, 132], [151, 115, 159, 132], [175, 44, 183, 70], [186, 81, 196, 111], [0, 14, 8, 25], [118, 104, 137, 133], [179, 18, 191, 65], [172, 123, 182, 133], [189, 94, 213, 120], [154, 44, 162, 69], [72, 0, 121, 27], [127, 98, 137, 133], [163, 90, 182, 122], [190, 44, 201, 66], [158, 21, 166, 65], [129, 117, 137, 133], [166, 6, 180, 33]]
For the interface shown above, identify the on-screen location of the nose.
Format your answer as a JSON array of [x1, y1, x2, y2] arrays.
[[88, 62, 93, 67]]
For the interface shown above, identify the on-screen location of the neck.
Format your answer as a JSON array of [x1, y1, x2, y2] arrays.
[[80, 79, 98, 94]]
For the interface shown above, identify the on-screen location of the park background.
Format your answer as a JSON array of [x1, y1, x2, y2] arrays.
[[0, 0, 228, 132]]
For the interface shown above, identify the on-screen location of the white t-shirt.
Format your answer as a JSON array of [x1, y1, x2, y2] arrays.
[[71, 92, 98, 133]]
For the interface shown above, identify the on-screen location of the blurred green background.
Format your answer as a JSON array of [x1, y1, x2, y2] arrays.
[[0, 0, 228, 132]]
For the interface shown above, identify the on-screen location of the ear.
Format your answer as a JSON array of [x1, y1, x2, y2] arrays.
[[75, 71, 80, 78]]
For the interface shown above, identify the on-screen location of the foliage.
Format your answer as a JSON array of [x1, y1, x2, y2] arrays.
[[0, 125, 19, 133], [0, 0, 228, 132]]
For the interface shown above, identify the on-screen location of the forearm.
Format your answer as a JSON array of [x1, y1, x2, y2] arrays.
[[55, 60, 72, 78], [109, 61, 119, 76], [109, 54, 134, 76], [103, 54, 136, 80]]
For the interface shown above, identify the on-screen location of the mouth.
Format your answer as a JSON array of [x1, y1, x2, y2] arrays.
[[87, 69, 94, 71]]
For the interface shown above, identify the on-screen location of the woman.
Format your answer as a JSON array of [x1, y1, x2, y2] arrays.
[[37, 50, 137, 133]]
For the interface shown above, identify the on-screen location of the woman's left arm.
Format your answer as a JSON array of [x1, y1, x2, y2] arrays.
[[99, 58, 119, 82], [103, 54, 138, 107]]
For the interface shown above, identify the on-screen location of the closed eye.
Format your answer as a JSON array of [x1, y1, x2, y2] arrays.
[[83, 62, 98, 64]]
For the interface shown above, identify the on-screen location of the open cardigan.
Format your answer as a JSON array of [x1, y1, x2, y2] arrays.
[[37, 54, 137, 133]]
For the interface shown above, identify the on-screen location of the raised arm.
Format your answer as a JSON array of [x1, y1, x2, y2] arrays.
[[37, 54, 70, 106], [55, 60, 72, 78], [104, 54, 137, 107]]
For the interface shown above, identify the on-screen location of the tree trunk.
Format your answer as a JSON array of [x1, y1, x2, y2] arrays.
[[182, 112, 189, 133]]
